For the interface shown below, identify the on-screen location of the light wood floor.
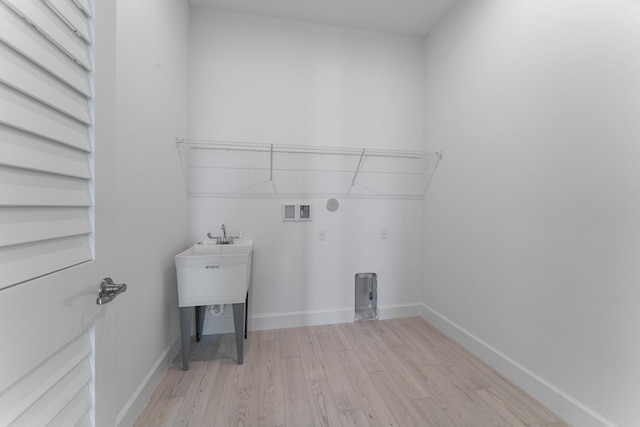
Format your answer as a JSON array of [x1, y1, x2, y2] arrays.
[[135, 317, 570, 427]]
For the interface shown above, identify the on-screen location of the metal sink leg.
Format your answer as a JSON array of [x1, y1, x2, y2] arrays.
[[232, 300, 245, 365], [180, 307, 192, 370]]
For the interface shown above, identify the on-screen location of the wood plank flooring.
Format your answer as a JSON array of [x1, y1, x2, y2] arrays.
[[134, 317, 570, 427]]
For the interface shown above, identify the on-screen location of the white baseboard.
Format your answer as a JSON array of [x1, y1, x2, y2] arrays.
[[379, 303, 422, 320], [420, 304, 618, 427], [116, 336, 182, 427], [250, 308, 354, 330], [172, 303, 419, 332], [249, 303, 423, 330]]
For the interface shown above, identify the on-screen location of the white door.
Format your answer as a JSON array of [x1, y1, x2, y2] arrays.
[[0, 1, 119, 425]]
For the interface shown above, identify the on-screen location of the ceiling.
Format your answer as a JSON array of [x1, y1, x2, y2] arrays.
[[189, 0, 460, 37]]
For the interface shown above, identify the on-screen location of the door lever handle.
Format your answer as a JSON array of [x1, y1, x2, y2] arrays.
[[96, 277, 127, 305]]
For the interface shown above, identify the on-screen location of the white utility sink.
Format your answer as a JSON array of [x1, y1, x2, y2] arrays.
[[175, 241, 253, 307]]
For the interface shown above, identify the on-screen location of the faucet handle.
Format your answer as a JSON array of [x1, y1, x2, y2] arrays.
[[205, 230, 241, 244]]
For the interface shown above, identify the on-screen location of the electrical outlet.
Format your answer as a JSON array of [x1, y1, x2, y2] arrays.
[[299, 204, 311, 221], [380, 227, 388, 239], [319, 228, 326, 241]]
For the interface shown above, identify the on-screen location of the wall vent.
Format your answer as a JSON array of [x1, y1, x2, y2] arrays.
[[355, 273, 378, 321]]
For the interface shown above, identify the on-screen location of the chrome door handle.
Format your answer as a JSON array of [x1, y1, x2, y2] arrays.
[[96, 277, 127, 305]]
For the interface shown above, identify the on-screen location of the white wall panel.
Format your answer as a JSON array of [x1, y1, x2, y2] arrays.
[[189, 8, 425, 151], [188, 8, 426, 329], [422, 1, 640, 426], [111, 0, 190, 423]]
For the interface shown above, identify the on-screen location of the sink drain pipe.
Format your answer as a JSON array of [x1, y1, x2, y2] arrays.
[[208, 304, 224, 317]]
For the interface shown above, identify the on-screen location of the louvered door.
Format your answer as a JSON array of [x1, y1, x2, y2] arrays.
[[0, 1, 118, 426]]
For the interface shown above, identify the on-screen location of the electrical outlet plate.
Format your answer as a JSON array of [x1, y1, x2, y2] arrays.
[[299, 204, 311, 221], [380, 227, 388, 239], [319, 228, 326, 240]]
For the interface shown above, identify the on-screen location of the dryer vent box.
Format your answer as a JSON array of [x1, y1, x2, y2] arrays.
[[355, 273, 378, 321]]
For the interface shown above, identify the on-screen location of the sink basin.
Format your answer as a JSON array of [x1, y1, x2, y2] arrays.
[[175, 241, 253, 307]]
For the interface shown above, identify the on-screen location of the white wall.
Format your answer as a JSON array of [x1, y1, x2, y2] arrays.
[[188, 8, 426, 331], [422, 1, 640, 426], [189, 198, 424, 331], [189, 8, 425, 149], [114, 0, 190, 424]]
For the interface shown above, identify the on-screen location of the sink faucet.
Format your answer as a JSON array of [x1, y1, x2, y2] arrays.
[[207, 224, 242, 244]]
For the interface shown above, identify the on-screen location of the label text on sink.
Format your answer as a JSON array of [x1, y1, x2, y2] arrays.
[[205, 265, 221, 269]]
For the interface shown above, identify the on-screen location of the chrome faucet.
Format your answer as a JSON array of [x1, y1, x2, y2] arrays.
[[207, 224, 242, 244]]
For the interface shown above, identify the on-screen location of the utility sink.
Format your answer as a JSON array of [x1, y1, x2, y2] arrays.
[[175, 240, 253, 369], [175, 241, 253, 307]]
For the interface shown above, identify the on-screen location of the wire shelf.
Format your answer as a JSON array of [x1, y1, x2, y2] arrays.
[[177, 139, 441, 199]]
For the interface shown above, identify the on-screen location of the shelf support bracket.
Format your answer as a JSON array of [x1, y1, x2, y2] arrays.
[[269, 144, 274, 182], [351, 148, 366, 187]]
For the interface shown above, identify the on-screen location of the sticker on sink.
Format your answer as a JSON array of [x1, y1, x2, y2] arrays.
[[205, 265, 221, 269]]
